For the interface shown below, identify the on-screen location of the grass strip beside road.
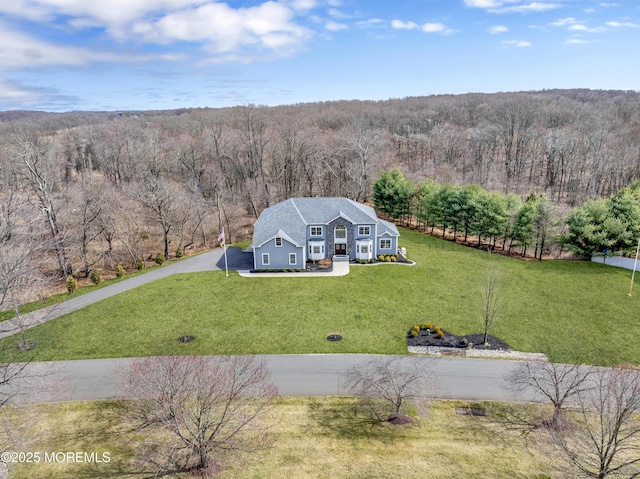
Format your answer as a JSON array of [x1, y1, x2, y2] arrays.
[[6, 398, 553, 479], [1, 229, 639, 365]]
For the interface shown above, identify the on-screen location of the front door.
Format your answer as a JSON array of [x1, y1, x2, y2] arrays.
[[335, 243, 346, 255]]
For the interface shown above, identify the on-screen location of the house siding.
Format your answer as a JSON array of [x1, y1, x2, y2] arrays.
[[376, 234, 398, 256], [254, 237, 304, 270]]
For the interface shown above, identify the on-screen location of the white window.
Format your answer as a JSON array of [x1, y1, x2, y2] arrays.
[[358, 226, 370, 236], [262, 253, 270, 265], [313, 245, 322, 254], [335, 225, 346, 239], [380, 239, 391, 250], [275, 237, 282, 247], [289, 253, 297, 265], [310, 226, 323, 236]]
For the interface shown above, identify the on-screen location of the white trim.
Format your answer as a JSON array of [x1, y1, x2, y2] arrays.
[[275, 237, 282, 247], [379, 238, 392, 250], [334, 224, 347, 241], [358, 225, 371, 236], [310, 226, 323, 237], [262, 253, 270, 265], [289, 253, 297, 265]]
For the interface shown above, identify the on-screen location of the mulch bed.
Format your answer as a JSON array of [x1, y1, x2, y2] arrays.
[[407, 329, 511, 351]]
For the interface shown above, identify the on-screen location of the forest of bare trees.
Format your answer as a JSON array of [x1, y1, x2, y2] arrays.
[[0, 89, 639, 292]]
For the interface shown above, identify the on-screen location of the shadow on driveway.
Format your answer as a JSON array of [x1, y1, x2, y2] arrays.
[[216, 247, 253, 271]]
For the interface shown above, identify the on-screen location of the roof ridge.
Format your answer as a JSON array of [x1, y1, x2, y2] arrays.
[[289, 198, 308, 225]]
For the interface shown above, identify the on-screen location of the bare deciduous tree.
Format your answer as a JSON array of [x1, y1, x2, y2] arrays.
[[121, 355, 278, 476], [505, 360, 594, 427], [545, 366, 640, 479], [13, 131, 73, 277], [480, 267, 502, 346], [344, 357, 435, 423]]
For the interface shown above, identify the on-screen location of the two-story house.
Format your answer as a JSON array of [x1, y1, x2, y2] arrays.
[[251, 197, 400, 270]]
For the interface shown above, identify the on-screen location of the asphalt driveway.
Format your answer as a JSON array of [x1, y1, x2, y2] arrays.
[[0, 247, 253, 339]]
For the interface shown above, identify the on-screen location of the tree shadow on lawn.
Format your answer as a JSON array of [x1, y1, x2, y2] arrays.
[[43, 400, 161, 479], [305, 397, 420, 443]]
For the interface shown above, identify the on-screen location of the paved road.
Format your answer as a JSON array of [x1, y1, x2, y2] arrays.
[[13, 354, 532, 405], [0, 247, 253, 339]]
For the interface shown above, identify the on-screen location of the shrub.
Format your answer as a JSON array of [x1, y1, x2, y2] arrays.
[[175, 248, 184, 259], [66, 275, 77, 294], [419, 324, 428, 330], [135, 257, 145, 270], [385, 255, 391, 262], [391, 254, 398, 262], [459, 338, 468, 347], [426, 323, 433, 330], [115, 264, 126, 278], [410, 330, 418, 337], [89, 269, 102, 285], [437, 330, 445, 339], [155, 253, 165, 265], [377, 255, 385, 261], [368, 258, 375, 264]]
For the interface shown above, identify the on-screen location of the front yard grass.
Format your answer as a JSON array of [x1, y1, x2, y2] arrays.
[[5, 398, 553, 479], [1, 228, 640, 365]]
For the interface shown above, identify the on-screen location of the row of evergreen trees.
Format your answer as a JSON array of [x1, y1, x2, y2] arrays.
[[373, 169, 640, 260]]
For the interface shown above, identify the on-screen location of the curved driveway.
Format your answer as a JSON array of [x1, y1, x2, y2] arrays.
[[0, 247, 252, 339]]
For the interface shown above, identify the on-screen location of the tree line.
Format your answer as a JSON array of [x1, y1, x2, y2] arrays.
[[373, 169, 557, 259], [374, 169, 640, 261]]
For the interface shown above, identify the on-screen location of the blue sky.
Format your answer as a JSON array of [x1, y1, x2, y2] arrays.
[[0, 0, 638, 111]]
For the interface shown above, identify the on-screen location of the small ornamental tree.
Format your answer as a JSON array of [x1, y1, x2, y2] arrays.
[[344, 357, 435, 423], [66, 275, 77, 294], [115, 264, 125, 278], [89, 269, 101, 285], [506, 360, 593, 427]]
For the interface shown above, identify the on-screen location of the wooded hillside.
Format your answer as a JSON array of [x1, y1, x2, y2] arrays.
[[0, 89, 639, 291]]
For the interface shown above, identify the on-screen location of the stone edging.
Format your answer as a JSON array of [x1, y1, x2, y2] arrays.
[[408, 345, 548, 361], [351, 260, 416, 266]]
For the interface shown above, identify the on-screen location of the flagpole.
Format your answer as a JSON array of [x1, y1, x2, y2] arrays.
[[223, 240, 228, 277], [628, 238, 640, 297], [218, 228, 228, 278]]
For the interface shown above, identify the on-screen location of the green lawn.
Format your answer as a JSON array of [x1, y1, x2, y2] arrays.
[[1, 228, 640, 365]]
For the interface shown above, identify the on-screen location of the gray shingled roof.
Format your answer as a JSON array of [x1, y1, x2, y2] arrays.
[[252, 197, 399, 247]]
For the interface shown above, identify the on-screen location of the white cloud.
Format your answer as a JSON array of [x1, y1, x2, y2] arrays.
[[355, 18, 384, 28], [489, 25, 509, 33], [465, 0, 561, 13], [325, 20, 347, 31], [502, 39, 532, 47], [391, 19, 453, 34], [422, 22, 448, 33], [606, 21, 639, 28], [551, 17, 577, 26], [0, 1, 316, 60], [391, 19, 419, 30], [495, 2, 561, 13], [0, 22, 163, 69], [0, 0, 210, 29], [289, 0, 318, 11], [568, 24, 589, 31], [599, 2, 620, 6], [132, 2, 312, 57], [465, 0, 503, 7], [564, 37, 591, 44]]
